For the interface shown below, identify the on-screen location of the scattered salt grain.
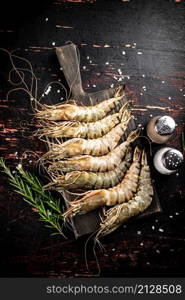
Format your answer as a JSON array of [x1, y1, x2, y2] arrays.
[[159, 228, 164, 233], [180, 88, 183, 91], [57, 90, 60, 93], [45, 86, 51, 95], [156, 249, 160, 254], [162, 81, 165, 84], [122, 51, 126, 55], [137, 230, 141, 235], [93, 84, 96, 87], [127, 76, 130, 79], [142, 74, 145, 77], [83, 66, 86, 69], [52, 42, 56, 46], [150, 114, 153, 117], [45, 18, 48, 22], [168, 97, 171, 100], [105, 62, 109, 65], [169, 215, 173, 219], [140, 242, 144, 246], [175, 212, 179, 216], [87, 56, 90, 60], [17, 163, 22, 169], [137, 51, 143, 55], [110, 84, 114, 88], [89, 60, 92, 63], [152, 225, 155, 230], [118, 69, 122, 75]]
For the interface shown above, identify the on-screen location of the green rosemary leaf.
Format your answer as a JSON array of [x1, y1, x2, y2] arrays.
[[45, 200, 61, 213], [0, 158, 65, 237]]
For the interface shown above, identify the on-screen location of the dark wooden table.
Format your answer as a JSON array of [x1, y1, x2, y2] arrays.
[[0, 0, 185, 277]]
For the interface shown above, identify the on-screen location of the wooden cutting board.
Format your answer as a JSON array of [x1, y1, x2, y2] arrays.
[[56, 43, 162, 238]]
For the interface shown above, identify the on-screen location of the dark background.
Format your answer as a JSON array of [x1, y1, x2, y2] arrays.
[[0, 0, 185, 277]]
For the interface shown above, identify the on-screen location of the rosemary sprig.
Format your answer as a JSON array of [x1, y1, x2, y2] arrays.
[[0, 158, 65, 237]]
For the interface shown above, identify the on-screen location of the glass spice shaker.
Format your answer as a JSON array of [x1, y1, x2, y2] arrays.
[[146, 116, 176, 144], [153, 147, 184, 175]]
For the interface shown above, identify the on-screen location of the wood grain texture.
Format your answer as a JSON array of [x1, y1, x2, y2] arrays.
[[0, 0, 185, 277]]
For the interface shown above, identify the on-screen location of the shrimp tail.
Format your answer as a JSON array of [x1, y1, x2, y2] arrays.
[[133, 145, 142, 161], [118, 102, 131, 122]]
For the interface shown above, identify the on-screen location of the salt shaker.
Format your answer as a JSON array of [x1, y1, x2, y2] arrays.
[[146, 116, 176, 144], [153, 147, 184, 175]]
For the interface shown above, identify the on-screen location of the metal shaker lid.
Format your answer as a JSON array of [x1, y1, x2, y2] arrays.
[[155, 116, 176, 136], [162, 148, 184, 170]]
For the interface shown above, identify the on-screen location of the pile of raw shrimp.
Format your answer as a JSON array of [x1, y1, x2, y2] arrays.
[[37, 85, 154, 239]]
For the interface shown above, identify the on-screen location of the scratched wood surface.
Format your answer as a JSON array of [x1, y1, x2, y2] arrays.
[[0, 0, 185, 277]]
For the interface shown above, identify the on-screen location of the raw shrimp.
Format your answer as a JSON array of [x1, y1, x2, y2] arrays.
[[44, 147, 133, 191], [42, 109, 132, 160], [96, 150, 153, 238], [36, 85, 125, 122], [37, 102, 128, 139], [62, 146, 142, 218], [47, 128, 140, 173]]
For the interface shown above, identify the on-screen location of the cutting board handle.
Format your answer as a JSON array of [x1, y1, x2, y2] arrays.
[[56, 43, 85, 98]]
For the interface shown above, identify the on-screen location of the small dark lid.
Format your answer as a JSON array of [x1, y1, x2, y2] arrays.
[[163, 149, 184, 170], [155, 116, 176, 136]]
